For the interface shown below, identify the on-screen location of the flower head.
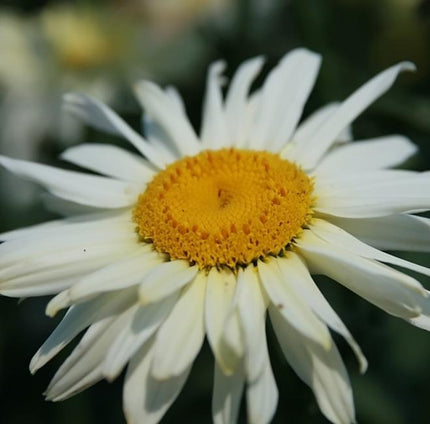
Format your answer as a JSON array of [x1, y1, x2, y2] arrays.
[[1, 48, 429, 424]]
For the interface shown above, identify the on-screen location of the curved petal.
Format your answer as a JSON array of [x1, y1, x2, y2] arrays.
[[258, 258, 331, 349], [0, 155, 139, 208], [276, 253, 367, 373], [61, 143, 155, 183], [123, 341, 191, 424], [315, 171, 430, 218], [327, 214, 430, 252], [134, 80, 201, 157], [0, 210, 129, 241], [142, 86, 187, 161], [249, 48, 321, 151], [311, 218, 430, 277], [45, 247, 160, 314], [0, 255, 129, 298], [293, 62, 415, 169], [0, 219, 138, 298], [212, 361, 245, 424], [205, 268, 243, 374], [45, 306, 136, 401], [0, 214, 135, 266], [30, 289, 136, 374], [270, 305, 355, 424], [42, 194, 107, 217], [236, 266, 268, 382], [238, 269, 278, 423], [151, 272, 206, 379], [103, 293, 179, 381], [63, 93, 168, 168], [138, 260, 198, 305], [290, 103, 336, 145], [314, 135, 417, 176], [143, 114, 181, 163], [246, 347, 278, 424], [224, 56, 265, 147], [407, 290, 430, 330], [200, 61, 229, 149], [297, 230, 427, 319]]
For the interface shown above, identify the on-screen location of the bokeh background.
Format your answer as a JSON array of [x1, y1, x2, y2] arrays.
[[1, 0, 430, 423]]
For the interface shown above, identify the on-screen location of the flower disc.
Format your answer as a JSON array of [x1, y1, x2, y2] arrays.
[[133, 148, 314, 268]]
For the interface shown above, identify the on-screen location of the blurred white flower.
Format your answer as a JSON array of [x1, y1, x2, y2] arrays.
[[0, 2, 214, 206]]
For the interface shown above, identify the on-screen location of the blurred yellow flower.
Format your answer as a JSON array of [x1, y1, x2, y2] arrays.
[[41, 6, 125, 70]]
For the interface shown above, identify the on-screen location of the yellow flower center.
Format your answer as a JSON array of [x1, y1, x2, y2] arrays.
[[133, 148, 314, 268]]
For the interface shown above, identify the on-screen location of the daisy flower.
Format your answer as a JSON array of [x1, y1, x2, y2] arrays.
[[1, 48, 429, 424]]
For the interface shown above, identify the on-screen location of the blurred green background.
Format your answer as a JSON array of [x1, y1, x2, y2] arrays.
[[1, 0, 430, 423]]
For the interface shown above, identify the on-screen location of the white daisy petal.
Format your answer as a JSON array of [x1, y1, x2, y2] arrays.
[[327, 214, 430, 252], [294, 61, 415, 169], [236, 266, 268, 382], [315, 169, 418, 192], [0, 155, 139, 208], [0, 211, 129, 241], [236, 90, 261, 149], [258, 258, 331, 349], [103, 293, 179, 381], [1, 228, 138, 298], [407, 290, 430, 330], [165, 86, 186, 113], [142, 86, 187, 161], [270, 305, 356, 424], [221, 308, 244, 363], [30, 289, 136, 374], [276, 253, 367, 373], [123, 342, 191, 424], [284, 103, 353, 161], [212, 361, 245, 424], [246, 342, 278, 424], [143, 114, 181, 162], [315, 171, 430, 218], [270, 50, 322, 151], [0, 219, 62, 242], [151, 272, 206, 379], [205, 267, 242, 374], [291, 103, 341, 145], [237, 270, 278, 424], [138, 260, 198, 305], [338, 125, 353, 143], [42, 194, 105, 217], [201, 60, 229, 149], [46, 307, 135, 401], [46, 247, 161, 313], [314, 135, 417, 176], [61, 143, 156, 183], [68, 247, 158, 300], [0, 256, 125, 298], [134, 80, 201, 157], [297, 231, 427, 319], [0, 221, 136, 273], [44, 321, 110, 401], [311, 218, 430, 277], [63, 93, 168, 168], [316, 192, 430, 219], [249, 48, 321, 151], [220, 274, 245, 359], [224, 56, 265, 147]]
